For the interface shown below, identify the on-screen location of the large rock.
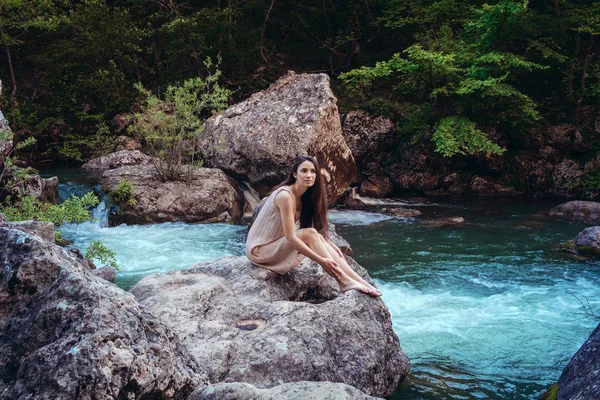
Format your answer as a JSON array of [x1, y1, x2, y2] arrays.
[[342, 110, 395, 167], [82, 150, 154, 171], [469, 176, 520, 196], [549, 201, 600, 222], [552, 159, 584, 195], [22, 174, 59, 204], [360, 175, 391, 198], [189, 381, 383, 400], [131, 256, 409, 398], [0, 217, 55, 243], [0, 110, 12, 157], [197, 71, 356, 203], [572, 226, 600, 249], [545, 124, 590, 154], [556, 323, 600, 400], [101, 164, 244, 224], [0, 227, 206, 399]]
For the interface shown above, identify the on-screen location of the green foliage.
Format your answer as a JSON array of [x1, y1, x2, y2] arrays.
[[110, 179, 137, 208], [128, 56, 230, 181], [85, 240, 120, 271], [433, 117, 505, 157], [0, 134, 37, 198], [584, 171, 600, 190], [539, 383, 559, 400], [1, 192, 99, 226]]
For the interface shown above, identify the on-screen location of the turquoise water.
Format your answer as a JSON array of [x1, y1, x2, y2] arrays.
[[329, 204, 600, 400], [42, 168, 599, 399]]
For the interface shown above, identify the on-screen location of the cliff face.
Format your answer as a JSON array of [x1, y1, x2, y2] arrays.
[[342, 108, 600, 199]]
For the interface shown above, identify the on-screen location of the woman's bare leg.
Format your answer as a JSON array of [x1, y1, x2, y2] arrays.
[[318, 235, 382, 296], [300, 228, 374, 295]]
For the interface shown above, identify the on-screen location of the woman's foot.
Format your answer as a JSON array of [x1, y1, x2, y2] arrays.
[[340, 280, 382, 297]]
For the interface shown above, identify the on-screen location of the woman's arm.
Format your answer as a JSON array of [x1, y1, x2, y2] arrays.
[[274, 191, 337, 268]]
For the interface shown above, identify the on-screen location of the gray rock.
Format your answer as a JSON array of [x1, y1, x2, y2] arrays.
[[380, 207, 422, 218], [584, 152, 600, 174], [572, 226, 600, 249], [115, 135, 142, 151], [100, 165, 244, 224], [189, 381, 383, 400], [197, 71, 356, 203], [549, 201, 600, 222], [342, 110, 395, 166], [92, 266, 117, 283], [21, 174, 59, 204], [131, 256, 409, 398], [0, 219, 55, 243], [557, 323, 600, 400], [422, 217, 466, 227], [327, 223, 353, 257], [82, 150, 154, 171], [0, 227, 206, 399]]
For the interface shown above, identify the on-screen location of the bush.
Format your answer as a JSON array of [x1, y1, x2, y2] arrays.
[[1, 192, 99, 226], [110, 178, 137, 207], [85, 240, 120, 271], [128, 56, 231, 181]]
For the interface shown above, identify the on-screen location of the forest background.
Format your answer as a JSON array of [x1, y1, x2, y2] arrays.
[[0, 0, 599, 165]]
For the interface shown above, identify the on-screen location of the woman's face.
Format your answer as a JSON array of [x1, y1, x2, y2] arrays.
[[294, 160, 317, 188]]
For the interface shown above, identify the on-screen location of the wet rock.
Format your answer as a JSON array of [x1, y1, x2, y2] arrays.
[[470, 176, 520, 196], [549, 201, 600, 222], [380, 207, 422, 218], [100, 165, 244, 224], [189, 381, 383, 400], [359, 175, 391, 198], [197, 71, 356, 203], [422, 217, 466, 227], [388, 168, 440, 192], [82, 150, 154, 171], [0, 227, 206, 399], [115, 135, 142, 151], [131, 256, 409, 398], [556, 323, 600, 400], [507, 153, 554, 193]]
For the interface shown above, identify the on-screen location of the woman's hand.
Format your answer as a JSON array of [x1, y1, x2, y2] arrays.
[[320, 257, 342, 279]]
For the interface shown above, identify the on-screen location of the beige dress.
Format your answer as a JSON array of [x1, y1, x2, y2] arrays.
[[246, 186, 305, 274]]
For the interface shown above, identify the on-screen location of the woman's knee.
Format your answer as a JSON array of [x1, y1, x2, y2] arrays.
[[300, 228, 319, 243]]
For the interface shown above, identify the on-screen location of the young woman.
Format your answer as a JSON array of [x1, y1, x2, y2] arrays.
[[246, 155, 382, 296]]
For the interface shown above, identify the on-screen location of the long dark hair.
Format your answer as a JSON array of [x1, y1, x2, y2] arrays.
[[277, 155, 328, 233]]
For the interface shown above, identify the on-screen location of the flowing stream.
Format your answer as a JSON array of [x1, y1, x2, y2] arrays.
[[43, 168, 600, 399]]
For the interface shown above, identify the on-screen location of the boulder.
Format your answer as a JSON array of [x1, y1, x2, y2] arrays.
[[100, 165, 244, 224], [552, 159, 584, 195], [130, 256, 409, 398], [189, 381, 383, 400], [549, 201, 600, 222], [359, 175, 391, 198], [545, 124, 590, 154], [470, 176, 520, 196], [82, 150, 154, 171], [421, 216, 466, 227], [0, 110, 12, 157], [0, 227, 206, 399], [380, 207, 422, 218], [91, 266, 118, 283], [556, 323, 600, 400], [509, 153, 555, 192], [388, 168, 440, 192], [197, 71, 356, 203], [342, 110, 395, 166], [22, 174, 59, 204], [115, 135, 142, 151], [0, 219, 55, 243], [327, 223, 353, 257], [584, 152, 600, 174]]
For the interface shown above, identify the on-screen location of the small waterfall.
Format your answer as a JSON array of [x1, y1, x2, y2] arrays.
[[238, 181, 261, 217], [90, 185, 110, 228], [351, 187, 438, 207], [59, 182, 110, 228]]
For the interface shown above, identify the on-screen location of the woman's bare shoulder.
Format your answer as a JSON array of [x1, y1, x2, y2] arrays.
[[274, 188, 294, 207]]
